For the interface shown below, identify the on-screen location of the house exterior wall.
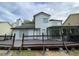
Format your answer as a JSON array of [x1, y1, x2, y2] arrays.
[[0, 23, 12, 35], [48, 21, 62, 27], [12, 12, 62, 40], [35, 14, 50, 35], [12, 30, 19, 40], [63, 14, 79, 26], [35, 14, 62, 35], [13, 29, 40, 40]]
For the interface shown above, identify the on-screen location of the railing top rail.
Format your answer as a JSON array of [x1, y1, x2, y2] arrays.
[[0, 35, 14, 37], [24, 35, 61, 37]]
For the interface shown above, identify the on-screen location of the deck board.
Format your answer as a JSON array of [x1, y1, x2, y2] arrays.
[[0, 40, 79, 48]]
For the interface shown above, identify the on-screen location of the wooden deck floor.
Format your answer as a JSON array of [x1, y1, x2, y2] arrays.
[[23, 40, 79, 48], [0, 40, 79, 48], [0, 40, 79, 49]]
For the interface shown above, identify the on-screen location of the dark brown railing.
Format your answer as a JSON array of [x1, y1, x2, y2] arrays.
[[0, 34, 16, 55], [0, 34, 13, 41], [0, 33, 79, 55], [19, 33, 79, 55], [5, 33, 16, 55]]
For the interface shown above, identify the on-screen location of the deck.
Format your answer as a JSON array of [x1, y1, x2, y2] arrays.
[[0, 40, 79, 49]]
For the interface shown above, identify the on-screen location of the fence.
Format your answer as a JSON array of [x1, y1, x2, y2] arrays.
[[0, 34, 16, 48], [62, 34, 79, 42], [21, 34, 62, 41], [20, 33, 79, 42], [19, 33, 79, 49]]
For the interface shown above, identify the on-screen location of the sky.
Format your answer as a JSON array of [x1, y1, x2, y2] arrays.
[[0, 2, 79, 23]]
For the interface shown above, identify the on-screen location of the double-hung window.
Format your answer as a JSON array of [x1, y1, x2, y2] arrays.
[[43, 18, 48, 23]]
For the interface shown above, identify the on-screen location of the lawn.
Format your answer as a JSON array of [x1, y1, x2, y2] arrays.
[[69, 48, 79, 56], [0, 49, 79, 56], [11, 50, 43, 56], [0, 50, 68, 56]]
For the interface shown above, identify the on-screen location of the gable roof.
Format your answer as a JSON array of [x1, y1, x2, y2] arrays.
[[0, 21, 12, 27], [63, 13, 79, 25], [11, 23, 35, 29], [33, 12, 51, 17], [33, 12, 51, 22]]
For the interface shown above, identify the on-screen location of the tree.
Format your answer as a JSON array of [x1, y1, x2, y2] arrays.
[[22, 20, 34, 25]]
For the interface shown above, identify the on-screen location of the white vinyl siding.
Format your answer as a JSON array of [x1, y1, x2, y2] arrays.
[[35, 14, 50, 35], [19, 31, 28, 38], [14, 29, 41, 40], [19, 31, 23, 38]]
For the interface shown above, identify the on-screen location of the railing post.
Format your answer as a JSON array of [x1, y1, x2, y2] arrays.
[[21, 33, 24, 49], [10, 34, 13, 40], [47, 28, 48, 40], [33, 29, 35, 40], [12, 33, 15, 47], [61, 28, 69, 54], [4, 34, 6, 41], [42, 33, 45, 55]]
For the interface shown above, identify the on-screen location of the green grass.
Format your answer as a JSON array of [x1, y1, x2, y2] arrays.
[[12, 49, 79, 56], [0, 50, 7, 56], [69, 48, 79, 56], [0, 50, 43, 56], [1, 49, 79, 56], [11, 50, 42, 56]]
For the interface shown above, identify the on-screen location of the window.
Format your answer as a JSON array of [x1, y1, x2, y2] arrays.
[[43, 18, 48, 23]]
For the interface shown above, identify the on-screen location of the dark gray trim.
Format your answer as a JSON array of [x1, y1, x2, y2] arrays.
[[49, 19, 62, 21], [48, 26, 79, 29]]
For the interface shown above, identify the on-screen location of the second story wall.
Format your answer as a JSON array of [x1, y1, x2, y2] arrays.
[[35, 14, 50, 30]]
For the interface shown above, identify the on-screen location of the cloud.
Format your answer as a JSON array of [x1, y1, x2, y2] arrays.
[[0, 5, 19, 22], [49, 2, 79, 21], [0, 2, 79, 22]]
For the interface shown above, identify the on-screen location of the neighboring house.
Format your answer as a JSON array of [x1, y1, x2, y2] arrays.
[[0, 22, 12, 35], [12, 18, 23, 27], [11, 12, 62, 40], [63, 13, 79, 26]]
